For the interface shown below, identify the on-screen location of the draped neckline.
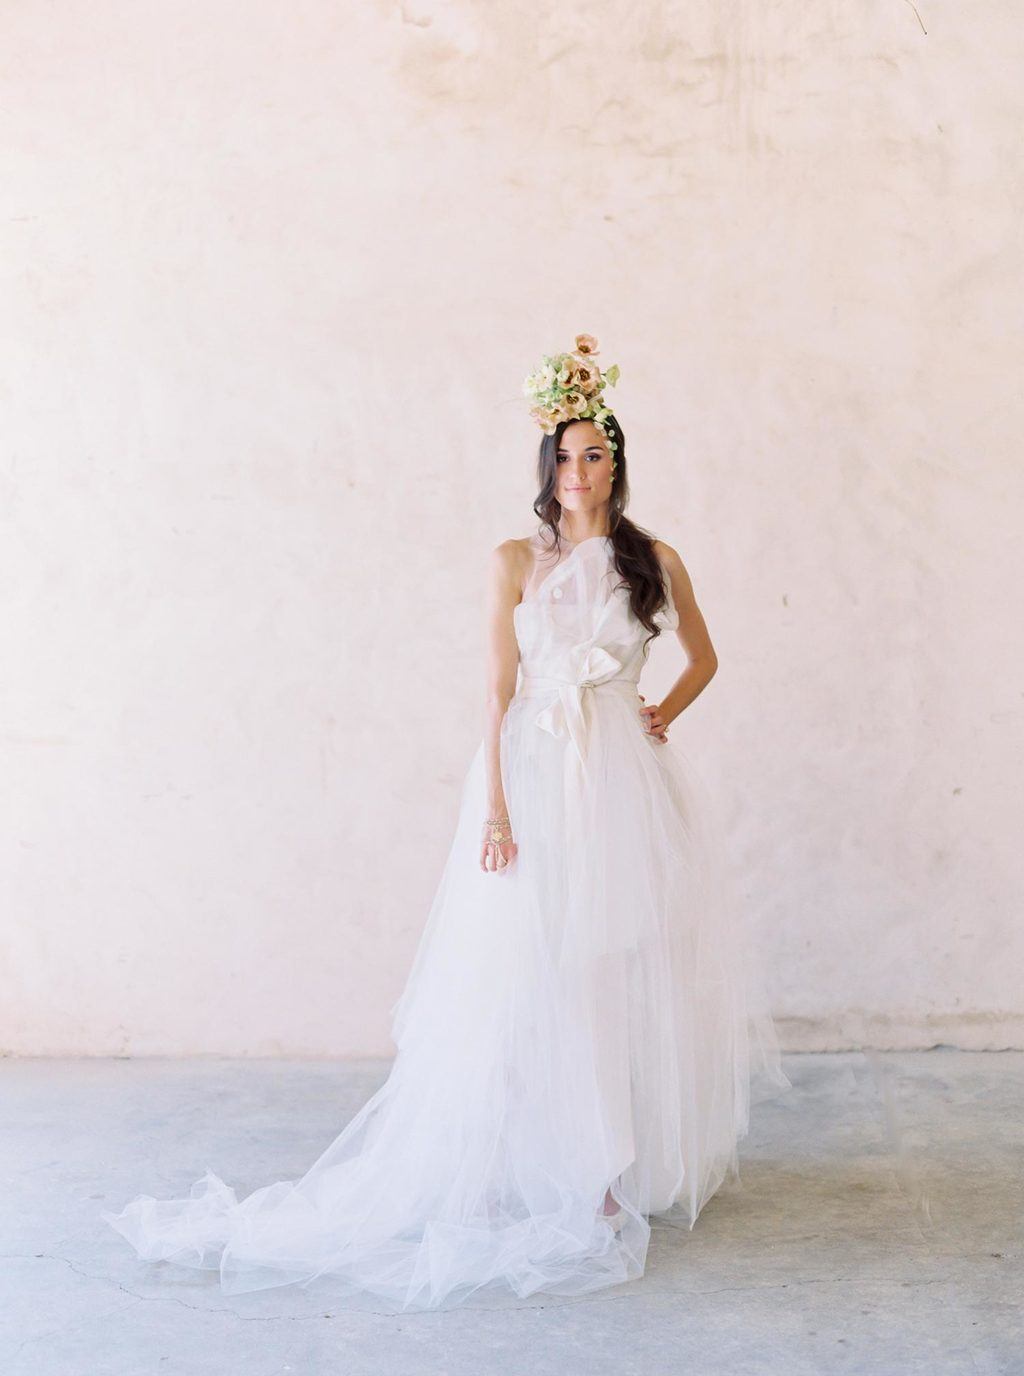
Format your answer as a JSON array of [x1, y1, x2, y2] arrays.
[[516, 535, 612, 612]]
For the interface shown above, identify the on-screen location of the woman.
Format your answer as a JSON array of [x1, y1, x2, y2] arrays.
[[102, 334, 790, 1311]]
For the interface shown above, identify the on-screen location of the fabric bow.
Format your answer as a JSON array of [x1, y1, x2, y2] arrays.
[[533, 645, 624, 766]]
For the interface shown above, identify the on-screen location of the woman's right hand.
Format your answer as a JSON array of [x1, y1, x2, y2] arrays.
[[480, 813, 517, 873]]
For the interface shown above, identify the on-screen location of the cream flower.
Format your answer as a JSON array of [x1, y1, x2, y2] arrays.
[[574, 359, 601, 396]]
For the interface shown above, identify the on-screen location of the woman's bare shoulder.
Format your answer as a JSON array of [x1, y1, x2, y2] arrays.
[[492, 534, 537, 555], [651, 537, 685, 576], [489, 535, 537, 595], [651, 537, 698, 607]]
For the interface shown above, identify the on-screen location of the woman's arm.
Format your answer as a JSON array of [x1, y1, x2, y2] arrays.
[[480, 540, 523, 871], [642, 541, 719, 738]]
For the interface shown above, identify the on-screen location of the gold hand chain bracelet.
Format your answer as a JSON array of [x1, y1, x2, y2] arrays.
[[485, 814, 513, 845]]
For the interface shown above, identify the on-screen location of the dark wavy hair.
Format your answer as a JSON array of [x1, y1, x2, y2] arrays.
[[533, 412, 669, 649]]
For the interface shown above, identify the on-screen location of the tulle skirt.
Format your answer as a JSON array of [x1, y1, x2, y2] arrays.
[[101, 683, 791, 1310]]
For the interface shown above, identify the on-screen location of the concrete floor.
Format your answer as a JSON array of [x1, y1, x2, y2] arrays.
[[2, 1051, 1020, 1376]]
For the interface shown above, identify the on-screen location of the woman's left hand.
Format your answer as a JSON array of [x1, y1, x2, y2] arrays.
[[638, 694, 668, 743]]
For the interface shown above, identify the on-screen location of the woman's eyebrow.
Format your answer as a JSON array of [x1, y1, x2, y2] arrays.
[[556, 446, 604, 453]]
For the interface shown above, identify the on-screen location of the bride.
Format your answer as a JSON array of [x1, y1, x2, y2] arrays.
[[102, 333, 790, 1311]]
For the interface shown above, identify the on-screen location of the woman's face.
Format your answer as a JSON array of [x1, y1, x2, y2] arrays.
[[554, 420, 615, 512]]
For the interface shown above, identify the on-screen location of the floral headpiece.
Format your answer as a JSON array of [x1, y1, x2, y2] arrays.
[[521, 332, 621, 455]]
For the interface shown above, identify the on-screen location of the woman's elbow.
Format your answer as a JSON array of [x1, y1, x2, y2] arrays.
[[484, 685, 516, 715]]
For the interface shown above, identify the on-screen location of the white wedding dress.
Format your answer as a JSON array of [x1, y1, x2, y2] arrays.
[[102, 533, 791, 1311]]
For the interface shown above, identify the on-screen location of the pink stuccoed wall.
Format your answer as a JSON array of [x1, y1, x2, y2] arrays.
[[2, 3, 1021, 1056]]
